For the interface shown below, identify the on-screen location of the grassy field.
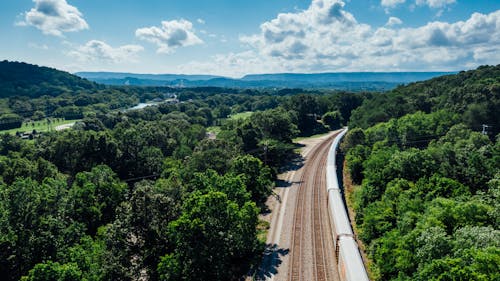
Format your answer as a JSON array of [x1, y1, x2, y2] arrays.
[[228, 111, 253, 120], [0, 119, 80, 135], [206, 126, 221, 135], [206, 111, 254, 136]]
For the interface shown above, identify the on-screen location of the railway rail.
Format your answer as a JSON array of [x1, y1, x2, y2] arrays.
[[288, 132, 338, 281]]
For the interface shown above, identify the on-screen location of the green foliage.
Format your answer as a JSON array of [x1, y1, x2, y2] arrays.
[[102, 180, 182, 280], [0, 178, 85, 281], [0, 113, 23, 130], [350, 131, 498, 281], [158, 191, 259, 281], [247, 107, 299, 143], [229, 155, 274, 205], [21, 261, 83, 281], [190, 169, 251, 206], [53, 106, 84, 120], [350, 65, 500, 136], [187, 139, 240, 174], [68, 165, 127, 234], [0, 61, 97, 98], [341, 127, 365, 152], [347, 66, 500, 281], [284, 94, 325, 135], [61, 236, 106, 281], [322, 110, 343, 130]]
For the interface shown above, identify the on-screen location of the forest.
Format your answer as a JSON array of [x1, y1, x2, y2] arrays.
[[0, 61, 364, 280], [0, 61, 498, 280], [343, 65, 499, 280]]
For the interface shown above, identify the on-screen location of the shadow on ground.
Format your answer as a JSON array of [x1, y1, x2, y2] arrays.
[[248, 244, 289, 281]]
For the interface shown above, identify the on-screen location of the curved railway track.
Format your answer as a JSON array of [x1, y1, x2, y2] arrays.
[[288, 132, 338, 281]]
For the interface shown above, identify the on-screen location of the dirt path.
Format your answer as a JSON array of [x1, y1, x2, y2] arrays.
[[251, 131, 341, 281]]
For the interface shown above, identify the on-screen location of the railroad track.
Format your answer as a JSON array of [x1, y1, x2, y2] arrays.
[[288, 133, 337, 281], [312, 143, 329, 281]]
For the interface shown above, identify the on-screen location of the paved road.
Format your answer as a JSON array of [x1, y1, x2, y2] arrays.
[[253, 132, 341, 281]]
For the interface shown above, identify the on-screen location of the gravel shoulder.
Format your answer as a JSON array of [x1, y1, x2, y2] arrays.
[[250, 131, 341, 281]]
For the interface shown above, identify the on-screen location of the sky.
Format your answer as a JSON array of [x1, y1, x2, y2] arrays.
[[1, 0, 499, 77]]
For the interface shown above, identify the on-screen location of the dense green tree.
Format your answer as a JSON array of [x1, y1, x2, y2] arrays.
[[187, 139, 240, 174], [285, 94, 323, 135], [21, 261, 83, 281], [0, 113, 22, 130], [103, 180, 182, 280], [0, 178, 84, 281], [158, 191, 259, 281], [68, 165, 127, 234], [322, 110, 343, 130], [229, 155, 274, 205], [60, 236, 106, 281]]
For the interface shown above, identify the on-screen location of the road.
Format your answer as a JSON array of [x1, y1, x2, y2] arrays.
[[253, 131, 340, 281]]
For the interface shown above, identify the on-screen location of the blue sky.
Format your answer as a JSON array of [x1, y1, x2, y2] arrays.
[[1, 0, 499, 76]]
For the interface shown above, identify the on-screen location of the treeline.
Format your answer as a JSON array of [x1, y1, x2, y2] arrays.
[[0, 108, 272, 280], [0, 73, 366, 280], [350, 65, 500, 136], [0, 60, 366, 132], [0, 61, 98, 98], [343, 65, 499, 280]]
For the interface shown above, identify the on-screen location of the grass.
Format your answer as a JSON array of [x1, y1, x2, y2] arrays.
[[206, 111, 254, 136], [206, 126, 221, 135], [228, 111, 253, 120], [256, 220, 270, 244], [0, 119, 80, 135]]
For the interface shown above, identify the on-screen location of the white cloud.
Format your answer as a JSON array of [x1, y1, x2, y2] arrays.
[[386, 16, 403, 26], [135, 19, 203, 54], [197, 18, 205, 25], [181, 1, 500, 76], [381, 0, 406, 8], [416, 0, 456, 9], [28, 42, 49, 50], [68, 40, 144, 63], [19, 0, 88, 36], [178, 51, 283, 77]]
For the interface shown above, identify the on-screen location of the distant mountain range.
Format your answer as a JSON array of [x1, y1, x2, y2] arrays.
[[76, 71, 456, 91]]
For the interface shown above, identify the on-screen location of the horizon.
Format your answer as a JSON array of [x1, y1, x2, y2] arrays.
[[74, 69, 459, 80], [1, 0, 499, 77]]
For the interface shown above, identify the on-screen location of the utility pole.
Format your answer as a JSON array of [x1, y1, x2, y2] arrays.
[[264, 144, 268, 165], [481, 124, 489, 135]]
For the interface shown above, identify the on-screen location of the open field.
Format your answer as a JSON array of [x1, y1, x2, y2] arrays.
[[229, 111, 253, 120], [206, 111, 254, 136], [0, 119, 80, 135]]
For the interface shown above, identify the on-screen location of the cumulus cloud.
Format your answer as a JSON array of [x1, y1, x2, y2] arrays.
[[416, 0, 456, 9], [69, 40, 144, 63], [19, 0, 88, 36], [183, 0, 499, 76], [135, 19, 203, 53], [381, 0, 406, 8], [386, 16, 403, 26]]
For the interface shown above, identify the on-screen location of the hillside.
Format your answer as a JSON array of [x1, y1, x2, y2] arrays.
[[343, 65, 500, 280], [76, 72, 222, 81], [350, 64, 500, 135], [0, 61, 98, 98]]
